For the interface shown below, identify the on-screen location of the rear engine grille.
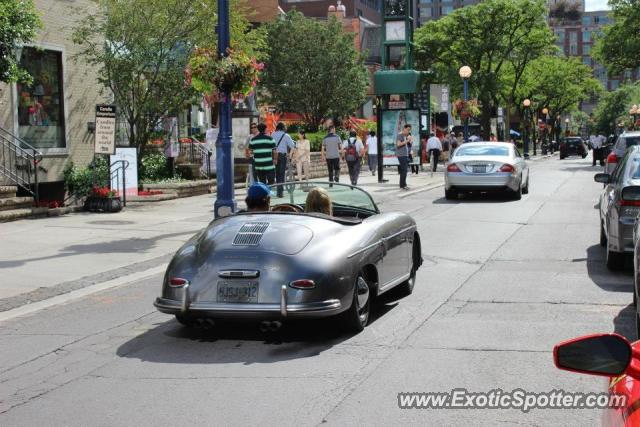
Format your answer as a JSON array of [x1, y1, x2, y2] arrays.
[[233, 222, 269, 246]]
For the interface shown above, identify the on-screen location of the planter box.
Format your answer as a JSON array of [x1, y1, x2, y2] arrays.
[[84, 196, 123, 213], [142, 180, 215, 197]]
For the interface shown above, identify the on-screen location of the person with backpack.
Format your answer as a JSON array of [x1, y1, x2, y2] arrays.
[[342, 130, 365, 186]]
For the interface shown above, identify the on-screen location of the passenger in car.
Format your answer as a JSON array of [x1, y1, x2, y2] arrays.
[[244, 182, 272, 212], [304, 187, 333, 216]]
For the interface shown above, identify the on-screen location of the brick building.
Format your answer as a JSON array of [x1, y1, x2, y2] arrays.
[[0, 0, 107, 199]]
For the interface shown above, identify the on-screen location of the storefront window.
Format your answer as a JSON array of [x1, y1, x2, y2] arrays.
[[16, 48, 66, 149]]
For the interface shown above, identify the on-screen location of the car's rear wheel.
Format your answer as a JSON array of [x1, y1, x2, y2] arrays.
[[399, 257, 417, 297], [445, 188, 457, 200], [522, 174, 529, 194], [339, 274, 371, 333], [510, 182, 522, 200], [606, 249, 625, 271], [600, 223, 607, 247]]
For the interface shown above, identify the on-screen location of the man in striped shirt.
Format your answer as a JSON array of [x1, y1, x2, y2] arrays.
[[248, 123, 276, 185]]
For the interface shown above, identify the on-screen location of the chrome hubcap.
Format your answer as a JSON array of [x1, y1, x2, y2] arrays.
[[356, 276, 370, 323]]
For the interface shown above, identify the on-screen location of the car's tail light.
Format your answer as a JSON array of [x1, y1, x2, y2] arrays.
[[618, 200, 640, 207], [289, 279, 315, 289], [447, 163, 461, 172], [607, 152, 618, 164], [499, 164, 515, 173], [169, 277, 189, 287]]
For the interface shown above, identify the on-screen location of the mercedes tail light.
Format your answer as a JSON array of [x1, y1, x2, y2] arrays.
[[499, 164, 515, 173], [289, 279, 316, 289], [607, 152, 618, 164], [447, 163, 461, 172], [169, 277, 189, 287]]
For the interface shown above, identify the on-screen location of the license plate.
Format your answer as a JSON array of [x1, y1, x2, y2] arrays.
[[472, 165, 486, 173], [217, 281, 259, 303]]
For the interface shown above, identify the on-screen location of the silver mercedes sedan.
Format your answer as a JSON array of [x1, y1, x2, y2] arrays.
[[445, 142, 529, 200]]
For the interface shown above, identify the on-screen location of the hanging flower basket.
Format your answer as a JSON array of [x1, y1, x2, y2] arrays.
[[184, 48, 263, 104], [84, 186, 122, 213], [452, 99, 481, 120]]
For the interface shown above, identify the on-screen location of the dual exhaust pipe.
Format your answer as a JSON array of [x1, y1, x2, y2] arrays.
[[259, 320, 283, 332]]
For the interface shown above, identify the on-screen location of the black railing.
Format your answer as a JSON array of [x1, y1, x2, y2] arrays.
[[0, 127, 43, 205], [178, 136, 212, 178], [110, 160, 130, 207]]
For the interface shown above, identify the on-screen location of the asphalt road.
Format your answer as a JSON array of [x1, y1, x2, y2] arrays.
[[0, 156, 633, 426]]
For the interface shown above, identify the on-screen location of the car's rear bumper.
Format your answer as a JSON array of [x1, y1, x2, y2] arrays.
[[610, 219, 636, 253], [154, 297, 343, 319], [445, 172, 518, 191]]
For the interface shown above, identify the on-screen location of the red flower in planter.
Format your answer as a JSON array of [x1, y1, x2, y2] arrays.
[[91, 186, 116, 198]]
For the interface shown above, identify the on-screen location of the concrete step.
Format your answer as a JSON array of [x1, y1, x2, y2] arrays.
[[0, 196, 33, 211], [0, 207, 47, 223], [0, 186, 18, 199]]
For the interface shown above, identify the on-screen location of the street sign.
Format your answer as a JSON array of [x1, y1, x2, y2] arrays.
[[94, 105, 116, 155], [415, 87, 430, 111]]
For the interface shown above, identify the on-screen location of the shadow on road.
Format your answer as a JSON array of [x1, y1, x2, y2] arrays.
[[433, 192, 518, 204], [585, 244, 633, 294], [557, 164, 603, 173], [0, 230, 192, 269], [613, 304, 637, 341], [116, 299, 400, 365]]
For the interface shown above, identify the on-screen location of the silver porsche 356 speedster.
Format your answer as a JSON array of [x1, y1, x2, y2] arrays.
[[154, 182, 422, 333]]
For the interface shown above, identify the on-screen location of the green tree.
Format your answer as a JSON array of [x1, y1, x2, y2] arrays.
[[592, 83, 640, 135], [72, 0, 265, 150], [261, 11, 369, 127], [593, 0, 640, 76], [516, 56, 602, 137], [414, 0, 554, 139], [0, 0, 40, 83]]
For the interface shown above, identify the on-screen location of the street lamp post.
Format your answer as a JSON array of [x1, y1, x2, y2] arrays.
[[213, 0, 236, 218], [522, 99, 531, 158], [565, 118, 570, 136], [542, 107, 548, 154], [459, 66, 472, 142]]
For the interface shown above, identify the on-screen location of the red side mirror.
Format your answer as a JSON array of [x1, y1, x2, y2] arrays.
[[554, 333, 636, 377]]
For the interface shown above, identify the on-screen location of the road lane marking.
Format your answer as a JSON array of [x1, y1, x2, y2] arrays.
[[0, 265, 166, 324]]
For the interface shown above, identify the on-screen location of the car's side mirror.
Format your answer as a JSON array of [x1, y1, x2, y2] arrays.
[[554, 333, 632, 377], [594, 173, 611, 184]]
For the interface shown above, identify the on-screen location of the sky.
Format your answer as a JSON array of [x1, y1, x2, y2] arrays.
[[585, 0, 610, 11]]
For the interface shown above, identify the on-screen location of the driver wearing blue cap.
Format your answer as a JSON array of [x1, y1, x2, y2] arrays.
[[244, 182, 273, 212]]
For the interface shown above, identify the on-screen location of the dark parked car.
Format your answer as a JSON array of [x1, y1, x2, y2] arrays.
[[559, 137, 588, 159]]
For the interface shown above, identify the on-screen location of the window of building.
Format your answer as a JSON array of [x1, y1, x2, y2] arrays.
[[420, 6, 432, 17], [582, 16, 590, 26], [583, 31, 590, 42], [555, 29, 564, 43], [582, 56, 591, 66], [569, 31, 577, 56], [16, 47, 66, 149], [387, 45, 406, 69], [442, 5, 453, 15], [610, 79, 619, 90], [583, 44, 591, 55]]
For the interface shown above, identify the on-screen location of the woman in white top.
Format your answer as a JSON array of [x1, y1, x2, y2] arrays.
[[294, 131, 311, 182], [366, 130, 378, 176]]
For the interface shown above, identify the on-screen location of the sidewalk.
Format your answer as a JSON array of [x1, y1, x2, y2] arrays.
[[0, 167, 443, 314]]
